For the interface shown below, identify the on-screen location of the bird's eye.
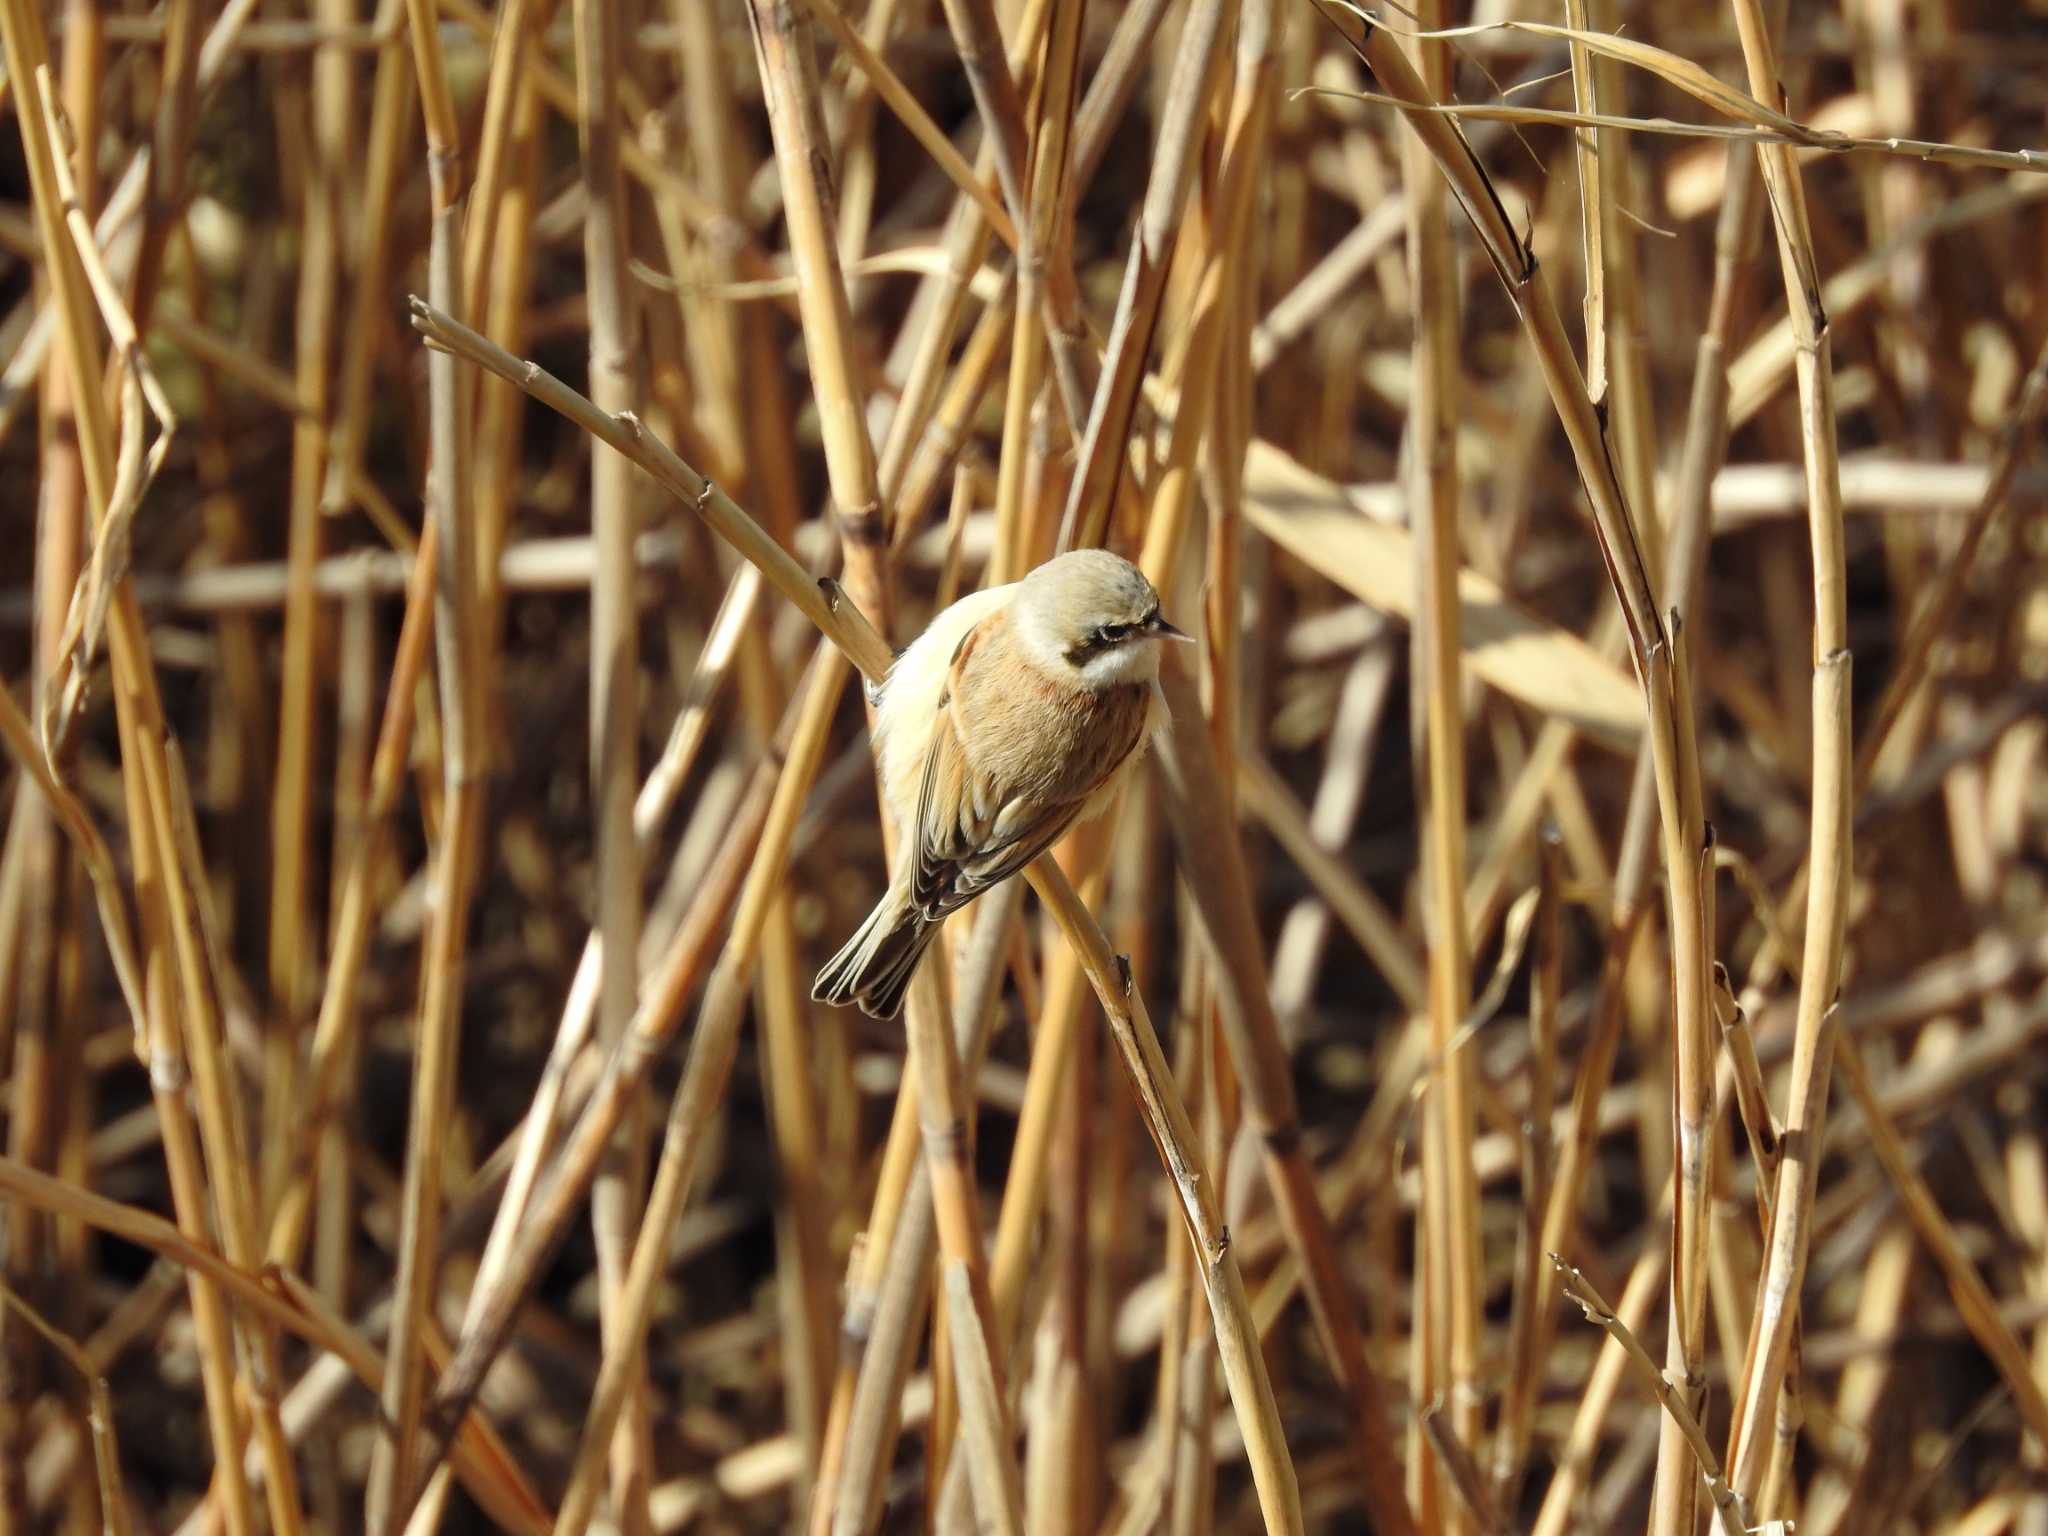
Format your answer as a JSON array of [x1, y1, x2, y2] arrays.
[[1098, 622, 1130, 644]]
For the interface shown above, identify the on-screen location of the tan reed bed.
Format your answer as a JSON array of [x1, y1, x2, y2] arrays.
[[0, 3, 2046, 1534]]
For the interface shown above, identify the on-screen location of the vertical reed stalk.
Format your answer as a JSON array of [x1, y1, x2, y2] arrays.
[[0, 6, 263, 1528], [266, 0, 350, 1212], [1399, 4, 1480, 1524], [1721, 2, 1855, 1506], [573, 0, 654, 1517], [367, 0, 477, 1521]]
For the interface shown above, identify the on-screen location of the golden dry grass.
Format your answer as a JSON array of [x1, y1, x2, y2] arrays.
[[0, 1, 2045, 1533]]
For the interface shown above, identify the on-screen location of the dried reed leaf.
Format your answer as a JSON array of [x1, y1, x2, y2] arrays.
[[1242, 439, 1642, 750]]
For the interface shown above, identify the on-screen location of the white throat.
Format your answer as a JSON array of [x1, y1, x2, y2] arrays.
[[1075, 637, 1161, 691]]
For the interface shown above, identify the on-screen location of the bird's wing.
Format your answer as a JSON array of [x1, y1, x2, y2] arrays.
[[908, 721, 1089, 923], [901, 626, 1081, 925], [904, 618, 1128, 923]]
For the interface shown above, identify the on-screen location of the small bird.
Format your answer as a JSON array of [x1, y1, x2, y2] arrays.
[[813, 548, 1190, 1019]]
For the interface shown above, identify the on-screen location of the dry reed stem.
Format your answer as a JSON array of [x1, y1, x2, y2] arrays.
[[1152, 664, 1412, 1534], [941, 1259, 1027, 1536], [268, 528, 439, 1268], [19, 29, 97, 1361], [1550, 1254, 1747, 1536], [1490, 829, 1562, 1505], [0, 2, 267, 1524], [1720, 1, 1854, 1499], [1026, 862, 1305, 1536], [0, 1156, 549, 1532], [570, 0, 655, 1518], [1398, 5, 1480, 1525], [744, 0, 893, 632], [366, 0, 481, 1513], [8, 8, 2045, 1530]]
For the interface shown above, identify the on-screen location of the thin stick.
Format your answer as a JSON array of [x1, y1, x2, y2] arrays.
[[1550, 1253, 1747, 1536]]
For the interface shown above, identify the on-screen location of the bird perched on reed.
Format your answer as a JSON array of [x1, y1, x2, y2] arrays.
[[814, 548, 1189, 1018]]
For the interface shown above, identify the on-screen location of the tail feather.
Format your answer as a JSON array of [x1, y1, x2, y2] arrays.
[[812, 890, 942, 1019]]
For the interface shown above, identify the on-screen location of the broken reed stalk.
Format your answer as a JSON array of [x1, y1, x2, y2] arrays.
[[1549, 1254, 1747, 1536]]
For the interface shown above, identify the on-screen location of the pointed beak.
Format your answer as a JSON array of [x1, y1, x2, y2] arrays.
[[1149, 614, 1194, 643]]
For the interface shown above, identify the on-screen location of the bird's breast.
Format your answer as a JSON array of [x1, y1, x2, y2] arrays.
[[955, 661, 1150, 804]]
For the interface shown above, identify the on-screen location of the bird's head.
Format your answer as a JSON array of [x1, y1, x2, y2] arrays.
[[1014, 549, 1191, 690]]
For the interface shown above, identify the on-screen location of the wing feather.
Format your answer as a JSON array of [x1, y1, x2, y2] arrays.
[[904, 617, 1148, 922], [908, 703, 1086, 919]]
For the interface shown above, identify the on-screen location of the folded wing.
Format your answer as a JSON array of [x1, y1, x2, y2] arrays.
[[906, 615, 1149, 923]]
